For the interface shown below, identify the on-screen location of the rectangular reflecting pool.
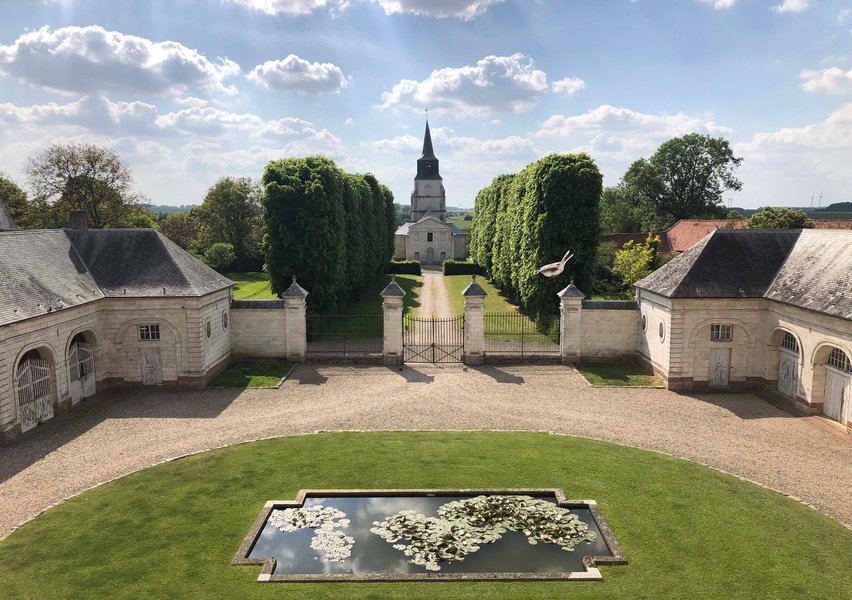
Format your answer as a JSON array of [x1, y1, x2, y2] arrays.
[[234, 489, 626, 582]]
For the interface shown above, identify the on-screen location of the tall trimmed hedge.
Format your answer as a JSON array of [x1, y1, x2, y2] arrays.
[[262, 156, 395, 313], [469, 153, 602, 320]]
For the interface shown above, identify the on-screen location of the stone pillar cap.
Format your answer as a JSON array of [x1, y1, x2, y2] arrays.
[[558, 280, 585, 299], [281, 275, 309, 298], [462, 274, 487, 297], [380, 274, 406, 297]]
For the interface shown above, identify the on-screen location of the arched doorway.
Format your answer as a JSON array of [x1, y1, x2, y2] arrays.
[[426, 247, 434, 265], [68, 332, 96, 403], [823, 347, 852, 425], [777, 331, 801, 400], [15, 348, 55, 432]]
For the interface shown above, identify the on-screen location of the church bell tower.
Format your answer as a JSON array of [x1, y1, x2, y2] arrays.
[[410, 121, 446, 223]]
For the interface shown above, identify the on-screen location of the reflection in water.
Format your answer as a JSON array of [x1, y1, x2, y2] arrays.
[[248, 495, 611, 575]]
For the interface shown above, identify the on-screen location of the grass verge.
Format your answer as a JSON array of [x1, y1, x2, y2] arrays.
[[577, 361, 663, 387], [207, 362, 293, 388], [444, 274, 523, 317], [0, 431, 849, 599]]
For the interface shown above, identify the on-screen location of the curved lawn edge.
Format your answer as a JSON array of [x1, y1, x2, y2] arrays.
[[1, 431, 850, 600], [4, 428, 849, 541]]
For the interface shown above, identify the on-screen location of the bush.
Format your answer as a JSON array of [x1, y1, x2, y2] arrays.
[[385, 260, 421, 276], [203, 242, 236, 272], [442, 260, 484, 276]]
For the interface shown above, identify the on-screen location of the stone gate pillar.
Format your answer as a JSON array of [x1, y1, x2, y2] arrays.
[[462, 275, 487, 366], [282, 276, 308, 362], [559, 281, 585, 363], [381, 276, 406, 366]]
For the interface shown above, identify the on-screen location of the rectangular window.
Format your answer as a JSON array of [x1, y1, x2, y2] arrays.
[[427, 232, 433, 242], [139, 324, 161, 341], [710, 324, 732, 341]]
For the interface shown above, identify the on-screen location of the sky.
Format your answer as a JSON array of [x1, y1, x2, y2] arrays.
[[0, 0, 850, 210]]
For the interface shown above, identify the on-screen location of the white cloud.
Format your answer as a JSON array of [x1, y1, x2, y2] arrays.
[[0, 95, 161, 136], [222, 0, 501, 18], [800, 67, 852, 94], [698, 0, 738, 9], [247, 55, 347, 93], [535, 104, 732, 160], [551, 77, 586, 96], [365, 129, 533, 157], [222, 0, 349, 16], [0, 26, 240, 96], [840, 8, 852, 23], [734, 103, 852, 205], [372, 0, 504, 19], [380, 53, 552, 117], [771, 0, 810, 13]]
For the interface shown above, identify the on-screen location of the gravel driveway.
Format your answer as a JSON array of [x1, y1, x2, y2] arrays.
[[1, 363, 850, 540]]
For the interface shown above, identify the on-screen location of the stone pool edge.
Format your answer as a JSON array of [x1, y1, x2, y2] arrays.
[[232, 488, 628, 583]]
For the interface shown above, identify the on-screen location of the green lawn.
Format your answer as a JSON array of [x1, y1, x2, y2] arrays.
[[0, 432, 849, 599], [577, 361, 663, 387], [225, 272, 276, 300], [444, 274, 523, 317], [208, 362, 293, 388], [341, 273, 422, 316]]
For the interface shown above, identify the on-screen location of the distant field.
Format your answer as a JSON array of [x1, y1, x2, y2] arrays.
[[447, 211, 474, 231]]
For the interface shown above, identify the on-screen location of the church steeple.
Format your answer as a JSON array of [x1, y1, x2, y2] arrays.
[[415, 121, 441, 181]]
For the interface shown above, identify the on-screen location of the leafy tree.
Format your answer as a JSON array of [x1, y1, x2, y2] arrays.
[[197, 177, 263, 271], [203, 242, 236, 272], [746, 206, 813, 229], [0, 172, 28, 225], [262, 156, 394, 312], [590, 241, 627, 298], [624, 133, 742, 227], [393, 203, 410, 227], [159, 209, 202, 252], [25, 143, 147, 228], [470, 153, 603, 320], [612, 240, 654, 289]]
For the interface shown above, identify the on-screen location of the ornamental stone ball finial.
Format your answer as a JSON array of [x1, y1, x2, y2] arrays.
[[392, 274, 397, 282], [472, 274, 477, 281], [292, 275, 297, 283]]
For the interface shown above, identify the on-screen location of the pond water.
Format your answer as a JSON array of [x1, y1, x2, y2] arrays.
[[248, 494, 613, 576]]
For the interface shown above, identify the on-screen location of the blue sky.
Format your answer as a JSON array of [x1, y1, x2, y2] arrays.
[[0, 0, 850, 209]]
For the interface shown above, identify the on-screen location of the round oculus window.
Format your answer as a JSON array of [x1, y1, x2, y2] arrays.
[[642, 314, 647, 332], [659, 322, 666, 342], [222, 310, 229, 331], [205, 319, 212, 339]]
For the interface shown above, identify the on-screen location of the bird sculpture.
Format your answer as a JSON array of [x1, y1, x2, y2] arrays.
[[535, 249, 574, 277]]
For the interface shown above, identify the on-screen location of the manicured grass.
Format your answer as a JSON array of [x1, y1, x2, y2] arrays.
[[341, 273, 422, 316], [225, 272, 276, 300], [207, 362, 292, 388], [444, 274, 523, 317], [0, 432, 849, 599], [577, 361, 663, 387]]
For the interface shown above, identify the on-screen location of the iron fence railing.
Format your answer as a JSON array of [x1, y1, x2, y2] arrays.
[[483, 312, 560, 355], [306, 313, 383, 356]]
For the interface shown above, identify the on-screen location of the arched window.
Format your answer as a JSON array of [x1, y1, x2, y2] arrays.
[[827, 348, 851, 373], [780, 332, 798, 353]]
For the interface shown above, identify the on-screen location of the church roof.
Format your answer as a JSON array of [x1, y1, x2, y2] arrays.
[[421, 121, 436, 159], [635, 228, 852, 320], [394, 212, 467, 236], [415, 121, 442, 181], [0, 228, 232, 327]]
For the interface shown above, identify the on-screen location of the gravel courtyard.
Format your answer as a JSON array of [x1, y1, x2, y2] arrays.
[[1, 363, 850, 540]]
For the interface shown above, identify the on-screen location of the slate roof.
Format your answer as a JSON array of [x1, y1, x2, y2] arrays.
[[636, 229, 852, 320], [1, 228, 232, 327], [394, 212, 467, 236]]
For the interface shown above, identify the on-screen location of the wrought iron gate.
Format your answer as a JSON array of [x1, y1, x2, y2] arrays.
[[403, 315, 464, 363], [15, 358, 53, 432]]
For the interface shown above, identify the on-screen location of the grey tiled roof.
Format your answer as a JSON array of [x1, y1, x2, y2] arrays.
[[636, 229, 852, 320], [394, 212, 467, 237], [1, 228, 232, 326], [0, 230, 104, 326], [65, 229, 232, 297]]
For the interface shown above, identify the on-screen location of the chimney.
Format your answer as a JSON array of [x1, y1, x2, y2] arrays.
[[70, 210, 88, 230]]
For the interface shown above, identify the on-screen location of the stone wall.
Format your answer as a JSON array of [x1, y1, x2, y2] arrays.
[[578, 301, 639, 359], [230, 300, 288, 359]]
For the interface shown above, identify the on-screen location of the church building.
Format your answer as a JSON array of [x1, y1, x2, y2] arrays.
[[394, 122, 467, 264]]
